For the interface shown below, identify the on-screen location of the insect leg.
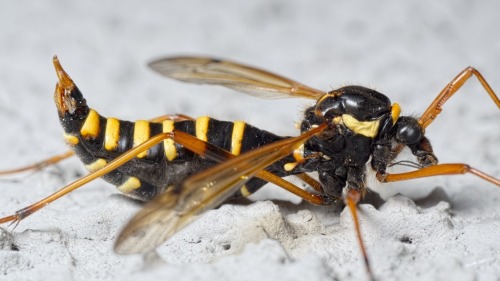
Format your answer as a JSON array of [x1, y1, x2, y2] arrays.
[[295, 173, 323, 192], [0, 132, 177, 225], [0, 151, 74, 176], [115, 124, 330, 254], [345, 188, 375, 281], [376, 163, 500, 186], [419, 67, 500, 129], [172, 130, 331, 205], [257, 171, 330, 205], [0, 115, 194, 177]]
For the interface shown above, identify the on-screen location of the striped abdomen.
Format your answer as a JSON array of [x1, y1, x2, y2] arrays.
[[62, 109, 291, 201]]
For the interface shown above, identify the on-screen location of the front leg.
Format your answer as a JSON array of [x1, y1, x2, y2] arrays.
[[376, 163, 499, 186], [419, 67, 500, 129], [407, 136, 438, 167]]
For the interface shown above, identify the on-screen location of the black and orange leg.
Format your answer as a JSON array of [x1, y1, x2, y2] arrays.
[[402, 67, 500, 186], [344, 188, 375, 281], [281, 150, 326, 194], [0, 126, 330, 225], [419, 67, 500, 129], [0, 130, 201, 225], [0, 151, 74, 176], [167, 129, 332, 206], [0, 114, 195, 177], [0, 133, 181, 225], [376, 163, 500, 186], [295, 173, 323, 193]]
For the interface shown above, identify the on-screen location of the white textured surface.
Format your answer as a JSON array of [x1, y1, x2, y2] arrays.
[[0, 1, 499, 281]]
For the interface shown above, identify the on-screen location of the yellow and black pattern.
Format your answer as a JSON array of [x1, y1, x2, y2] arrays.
[[80, 109, 101, 139], [162, 119, 176, 161], [62, 106, 289, 201], [104, 117, 120, 151]]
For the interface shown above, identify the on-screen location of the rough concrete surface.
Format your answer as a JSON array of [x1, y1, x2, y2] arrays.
[[0, 1, 499, 281]]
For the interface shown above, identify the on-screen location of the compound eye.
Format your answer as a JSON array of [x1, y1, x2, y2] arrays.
[[396, 124, 423, 144]]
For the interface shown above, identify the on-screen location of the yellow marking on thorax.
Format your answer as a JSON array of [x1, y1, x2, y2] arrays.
[[133, 120, 150, 158], [341, 114, 381, 138], [117, 177, 141, 193], [391, 103, 401, 125], [80, 109, 100, 138], [231, 121, 246, 155], [196, 116, 210, 142], [63, 133, 79, 145], [85, 158, 107, 172], [104, 117, 120, 151], [162, 120, 177, 161], [240, 185, 251, 197]]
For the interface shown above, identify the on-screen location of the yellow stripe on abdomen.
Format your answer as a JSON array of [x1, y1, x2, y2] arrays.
[[104, 117, 120, 151], [117, 177, 141, 193], [63, 133, 79, 145], [85, 158, 107, 172], [240, 185, 251, 197], [80, 109, 100, 139], [133, 120, 150, 158], [162, 120, 177, 161], [195, 116, 210, 142], [231, 121, 246, 155]]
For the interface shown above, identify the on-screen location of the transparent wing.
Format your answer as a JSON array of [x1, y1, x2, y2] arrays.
[[148, 56, 325, 99], [114, 124, 326, 254]]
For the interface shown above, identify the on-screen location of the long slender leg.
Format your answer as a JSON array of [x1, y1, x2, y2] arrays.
[[376, 163, 500, 186], [1, 127, 330, 224], [0, 130, 210, 224], [115, 125, 330, 255], [0, 151, 74, 176], [0, 114, 195, 176], [419, 67, 500, 129], [0, 133, 177, 224], [401, 68, 500, 186], [171, 130, 331, 205], [345, 188, 375, 281], [295, 173, 323, 192], [257, 171, 329, 205]]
